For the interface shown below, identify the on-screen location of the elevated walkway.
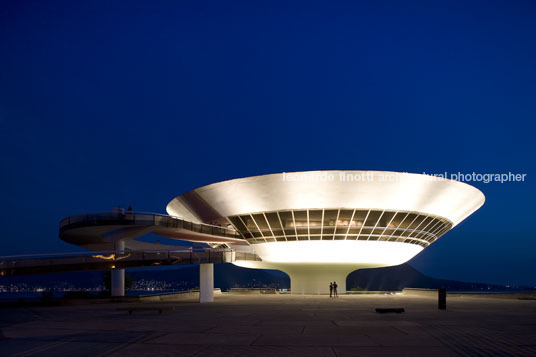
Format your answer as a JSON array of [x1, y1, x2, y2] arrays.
[[1, 211, 260, 302], [0, 249, 261, 277], [59, 212, 246, 251]]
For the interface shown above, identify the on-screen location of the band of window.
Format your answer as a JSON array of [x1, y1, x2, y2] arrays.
[[228, 209, 453, 248]]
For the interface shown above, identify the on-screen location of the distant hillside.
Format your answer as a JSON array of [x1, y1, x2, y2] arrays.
[[131, 264, 289, 290], [0, 264, 290, 291], [1, 263, 529, 292], [346, 264, 510, 291]]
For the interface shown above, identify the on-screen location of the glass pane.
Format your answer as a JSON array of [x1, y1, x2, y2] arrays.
[[323, 210, 338, 227], [293, 210, 308, 227], [435, 224, 450, 237], [272, 230, 284, 237], [393, 229, 406, 236], [335, 209, 353, 234], [408, 215, 426, 229], [241, 215, 258, 232], [422, 219, 442, 235], [335, 226, 348, 234], [429, 221, 447, 236], [351, 210, 368, 227], [398, 213, 417, 229], [322, 209, 338, 235], [265, 212, 282, 230], [294, 210, 308, 235], [308, 210, 323, 228], [337, 209, 353, 225], [364, 211, 382, 227], [253, 214, 269, 230], [253, 213, 272, 237], [278, 211, 293, 228], [390, 212, 408, 228], [413, 218, 439, 239], [310, 227, 321, 234], [279, 211, 296, 236], [323, 227, 335, 235], [377, 211, 395, 228], [413, 216, 433, 231]]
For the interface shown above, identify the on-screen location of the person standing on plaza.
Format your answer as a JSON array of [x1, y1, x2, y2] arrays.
[[333, 281, 338, 297]]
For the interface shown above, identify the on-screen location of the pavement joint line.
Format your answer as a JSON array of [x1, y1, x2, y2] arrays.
[[96, 331, 150, 357], [248, 333, 263, 346], [391, 326, 410, 335], [190, 344, 210, 356], [428, 325, 527, 356], [330, 345, 339, 357], [10, 338, 69, 356]]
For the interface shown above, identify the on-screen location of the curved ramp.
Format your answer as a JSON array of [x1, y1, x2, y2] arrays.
[[59, 212, 247, 251]]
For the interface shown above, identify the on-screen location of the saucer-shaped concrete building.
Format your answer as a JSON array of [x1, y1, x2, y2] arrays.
[[166, 170, 485, 294]]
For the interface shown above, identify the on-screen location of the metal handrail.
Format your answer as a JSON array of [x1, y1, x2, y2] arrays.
[[60, 211, 229, 229], [0, 248, 234, 262], [59, 211, 242, 239]]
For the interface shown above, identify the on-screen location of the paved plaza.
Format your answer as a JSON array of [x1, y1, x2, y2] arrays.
[[1, 294, 535, 356]]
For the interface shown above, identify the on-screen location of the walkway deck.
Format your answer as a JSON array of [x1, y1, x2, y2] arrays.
[[0, 250, 261, 276]]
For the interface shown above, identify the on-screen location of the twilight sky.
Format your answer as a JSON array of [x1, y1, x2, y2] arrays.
[[1, 0, 535, 286]]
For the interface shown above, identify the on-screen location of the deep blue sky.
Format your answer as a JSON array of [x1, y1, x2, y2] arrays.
[[1, 1, 535, 285]]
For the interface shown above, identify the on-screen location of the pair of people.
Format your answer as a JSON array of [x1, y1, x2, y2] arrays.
[[329, 281, 338, 298]]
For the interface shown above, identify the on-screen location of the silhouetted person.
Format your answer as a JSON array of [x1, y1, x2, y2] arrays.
[[329, 282, 333, 298], [333, 281, 338, 297], [125, 205, 133, 219]]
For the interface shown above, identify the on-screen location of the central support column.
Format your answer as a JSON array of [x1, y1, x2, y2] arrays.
[[233, 261, 362, 295], [287, 267, 349, 295], [283, 264, 356, 295], [199, 263, 214, 303], [111, 240, 125, 297]]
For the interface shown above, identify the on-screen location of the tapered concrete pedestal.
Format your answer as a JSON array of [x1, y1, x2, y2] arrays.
[[284, 264, 357, 294], [234, 261, 366, 295]]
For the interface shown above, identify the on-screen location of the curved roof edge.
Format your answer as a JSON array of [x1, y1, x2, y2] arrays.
[[166, 170, 485, 227]]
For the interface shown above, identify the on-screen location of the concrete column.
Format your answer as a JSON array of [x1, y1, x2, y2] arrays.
[[111, 240, 125, 297], [199, 263, 214, 303]]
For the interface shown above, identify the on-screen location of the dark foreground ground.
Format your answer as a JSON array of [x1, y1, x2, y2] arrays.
[[0, 294, 535, 356]]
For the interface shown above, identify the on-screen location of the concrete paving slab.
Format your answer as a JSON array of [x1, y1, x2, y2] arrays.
[[0, 293, 534, 356]]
